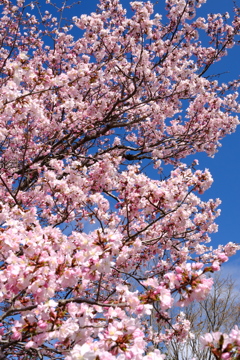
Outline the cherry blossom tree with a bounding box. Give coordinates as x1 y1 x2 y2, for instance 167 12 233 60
0 0 239 358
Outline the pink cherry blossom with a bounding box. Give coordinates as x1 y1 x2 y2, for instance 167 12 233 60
0 0 238 358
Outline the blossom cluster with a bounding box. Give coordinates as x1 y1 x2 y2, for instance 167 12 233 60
200 326 240 359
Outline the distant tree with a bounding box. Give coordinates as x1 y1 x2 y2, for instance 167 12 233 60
165 274 240 360
0 0 239 359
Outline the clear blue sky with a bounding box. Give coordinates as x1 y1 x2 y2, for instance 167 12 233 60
66 0 240 275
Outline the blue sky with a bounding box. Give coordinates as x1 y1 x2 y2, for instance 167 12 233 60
65 0 240 275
